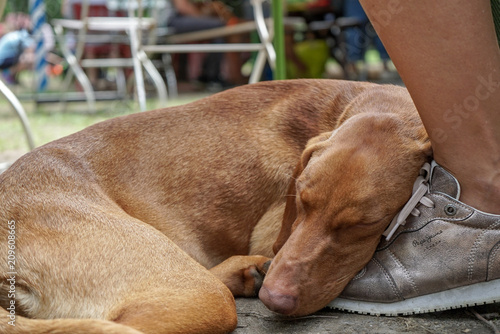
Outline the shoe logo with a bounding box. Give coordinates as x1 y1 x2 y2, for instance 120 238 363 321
412 230 443 250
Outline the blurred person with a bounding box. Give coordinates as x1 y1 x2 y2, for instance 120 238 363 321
160 0 246 88
343 0 391 79
0 28 33 84
0 13 55 85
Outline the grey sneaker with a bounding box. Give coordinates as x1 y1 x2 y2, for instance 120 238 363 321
329 161 500 316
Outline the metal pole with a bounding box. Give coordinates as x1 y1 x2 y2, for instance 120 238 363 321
272 0 286 80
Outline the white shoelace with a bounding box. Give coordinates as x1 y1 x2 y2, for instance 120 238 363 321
383 162 435 241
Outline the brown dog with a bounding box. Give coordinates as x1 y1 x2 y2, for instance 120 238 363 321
0 79 430 333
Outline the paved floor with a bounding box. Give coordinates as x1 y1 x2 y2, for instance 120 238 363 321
235 299 500 334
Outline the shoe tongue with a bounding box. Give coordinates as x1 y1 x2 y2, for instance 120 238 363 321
429 161 461 200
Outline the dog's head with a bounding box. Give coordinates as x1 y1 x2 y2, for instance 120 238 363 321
260 112 431 316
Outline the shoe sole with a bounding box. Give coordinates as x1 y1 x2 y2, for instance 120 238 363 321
328 279 500 316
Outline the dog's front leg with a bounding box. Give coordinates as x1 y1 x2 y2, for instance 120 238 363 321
210 255 271 297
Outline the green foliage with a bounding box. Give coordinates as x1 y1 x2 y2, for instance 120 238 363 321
4 0 62 21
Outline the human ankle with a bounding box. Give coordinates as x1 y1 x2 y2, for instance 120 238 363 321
455 172 500 215
433 157 500 214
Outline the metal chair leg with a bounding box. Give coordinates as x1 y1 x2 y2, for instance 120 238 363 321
139 50 168 107
162 53 178 99
0 79 35 150
54 25 96 112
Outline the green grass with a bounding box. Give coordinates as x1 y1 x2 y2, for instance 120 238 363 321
1 100 133 152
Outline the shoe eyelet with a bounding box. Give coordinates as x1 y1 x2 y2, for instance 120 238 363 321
444 204 457 216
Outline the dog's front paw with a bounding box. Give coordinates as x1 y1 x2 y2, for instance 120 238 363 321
210 255 272 297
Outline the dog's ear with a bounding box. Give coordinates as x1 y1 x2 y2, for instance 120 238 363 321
299 131 331 170
273 160 301 255
273 132 333 254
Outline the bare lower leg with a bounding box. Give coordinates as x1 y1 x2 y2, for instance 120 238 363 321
226 34 246 85
360 0 500 214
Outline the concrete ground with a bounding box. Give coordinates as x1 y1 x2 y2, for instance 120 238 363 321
234 299 500 334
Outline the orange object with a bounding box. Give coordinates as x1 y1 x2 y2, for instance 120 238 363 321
227 17 239 26
48 64 64 76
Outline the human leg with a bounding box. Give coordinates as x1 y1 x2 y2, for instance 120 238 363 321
169 15 225 83
360 0 500 214
343 0 368 64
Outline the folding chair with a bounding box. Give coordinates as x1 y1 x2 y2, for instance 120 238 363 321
52 0 163 112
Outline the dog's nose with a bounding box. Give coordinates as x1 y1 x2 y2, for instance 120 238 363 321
259 284 298 315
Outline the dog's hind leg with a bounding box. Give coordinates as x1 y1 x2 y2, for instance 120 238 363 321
3 213 237 334
110 285 237 334
0 308 144 334
1 269 237 334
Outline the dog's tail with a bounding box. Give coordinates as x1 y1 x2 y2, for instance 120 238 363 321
0 307 143 334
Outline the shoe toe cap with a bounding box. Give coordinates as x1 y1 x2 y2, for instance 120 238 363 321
339 258 403 303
